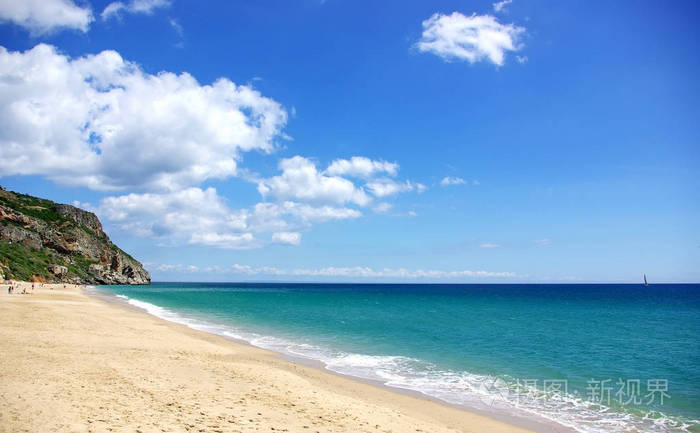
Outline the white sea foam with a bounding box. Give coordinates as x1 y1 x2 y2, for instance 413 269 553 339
108 292 698 433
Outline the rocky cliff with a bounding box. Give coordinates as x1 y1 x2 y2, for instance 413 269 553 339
0 186 150 285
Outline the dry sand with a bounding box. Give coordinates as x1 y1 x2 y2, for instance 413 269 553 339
0 282 538 433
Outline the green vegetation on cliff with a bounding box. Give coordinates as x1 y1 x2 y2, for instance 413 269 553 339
0 191 70 226
0 186 150 284
0 241 94 282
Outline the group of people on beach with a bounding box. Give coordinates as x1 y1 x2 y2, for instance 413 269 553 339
5 281 36 295
3 281 71 295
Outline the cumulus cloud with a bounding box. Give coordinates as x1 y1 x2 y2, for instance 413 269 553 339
97 187 260 249
416 12 525 66
0 0 93 34
366 178 426 198
0 46 427 250
257 156 371 206
94 187 361 249
257 156 424 206
0 44 287 192
149 263 518 280
440 176 466 186
270 201 362 222
189 232 258 250
102 0 170 21
90 151 423 247
326 156 398 178
272 232 301 245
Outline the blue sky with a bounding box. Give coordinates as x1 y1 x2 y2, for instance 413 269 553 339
0 0 698 283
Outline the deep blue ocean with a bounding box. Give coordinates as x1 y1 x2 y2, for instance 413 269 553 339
95 283 700 433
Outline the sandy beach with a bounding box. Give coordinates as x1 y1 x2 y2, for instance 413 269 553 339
0 282 537 433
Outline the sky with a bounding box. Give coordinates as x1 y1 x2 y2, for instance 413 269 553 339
0 0 698 283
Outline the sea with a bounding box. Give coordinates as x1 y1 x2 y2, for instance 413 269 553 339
92 282 700 433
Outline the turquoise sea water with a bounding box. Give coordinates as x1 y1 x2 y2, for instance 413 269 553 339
96 283 700 433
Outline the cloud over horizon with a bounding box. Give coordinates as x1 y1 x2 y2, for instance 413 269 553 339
147 262 519 280
93 153 423 249
89 186 365 249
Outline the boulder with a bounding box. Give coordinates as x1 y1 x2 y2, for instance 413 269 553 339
48 264 68 277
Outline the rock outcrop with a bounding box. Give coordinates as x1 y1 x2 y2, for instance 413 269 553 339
0 187 150 285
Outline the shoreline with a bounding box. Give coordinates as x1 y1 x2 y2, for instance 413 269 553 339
87 286 568 433
0 281 542 433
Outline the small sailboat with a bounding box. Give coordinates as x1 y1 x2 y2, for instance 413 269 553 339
644 274 648 286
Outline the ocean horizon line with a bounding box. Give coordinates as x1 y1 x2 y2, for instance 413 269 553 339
143 280 700 285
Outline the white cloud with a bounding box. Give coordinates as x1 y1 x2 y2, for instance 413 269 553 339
272 232 301 245
365 178 426 198
150 263 518 280
97 187 261 249
285 267 516 279
257 156 371 206
374 202 392 214
91 156 425 248
0 0 92 34
480 242 501 248
102 0 170 21
189 232 258 250
147 263 200 273
326 156 398 178
493 0 513 13
0 47 427 251
0 44 287 192
254 156 424 222
516 55 528 64
271 201 362 222
440 176 466 186
534 238 551 246
472 179 481 186
169 18 183 36
94 187 361 249
416 12 525 66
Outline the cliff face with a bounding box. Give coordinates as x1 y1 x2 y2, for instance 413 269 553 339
0 186 150 285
